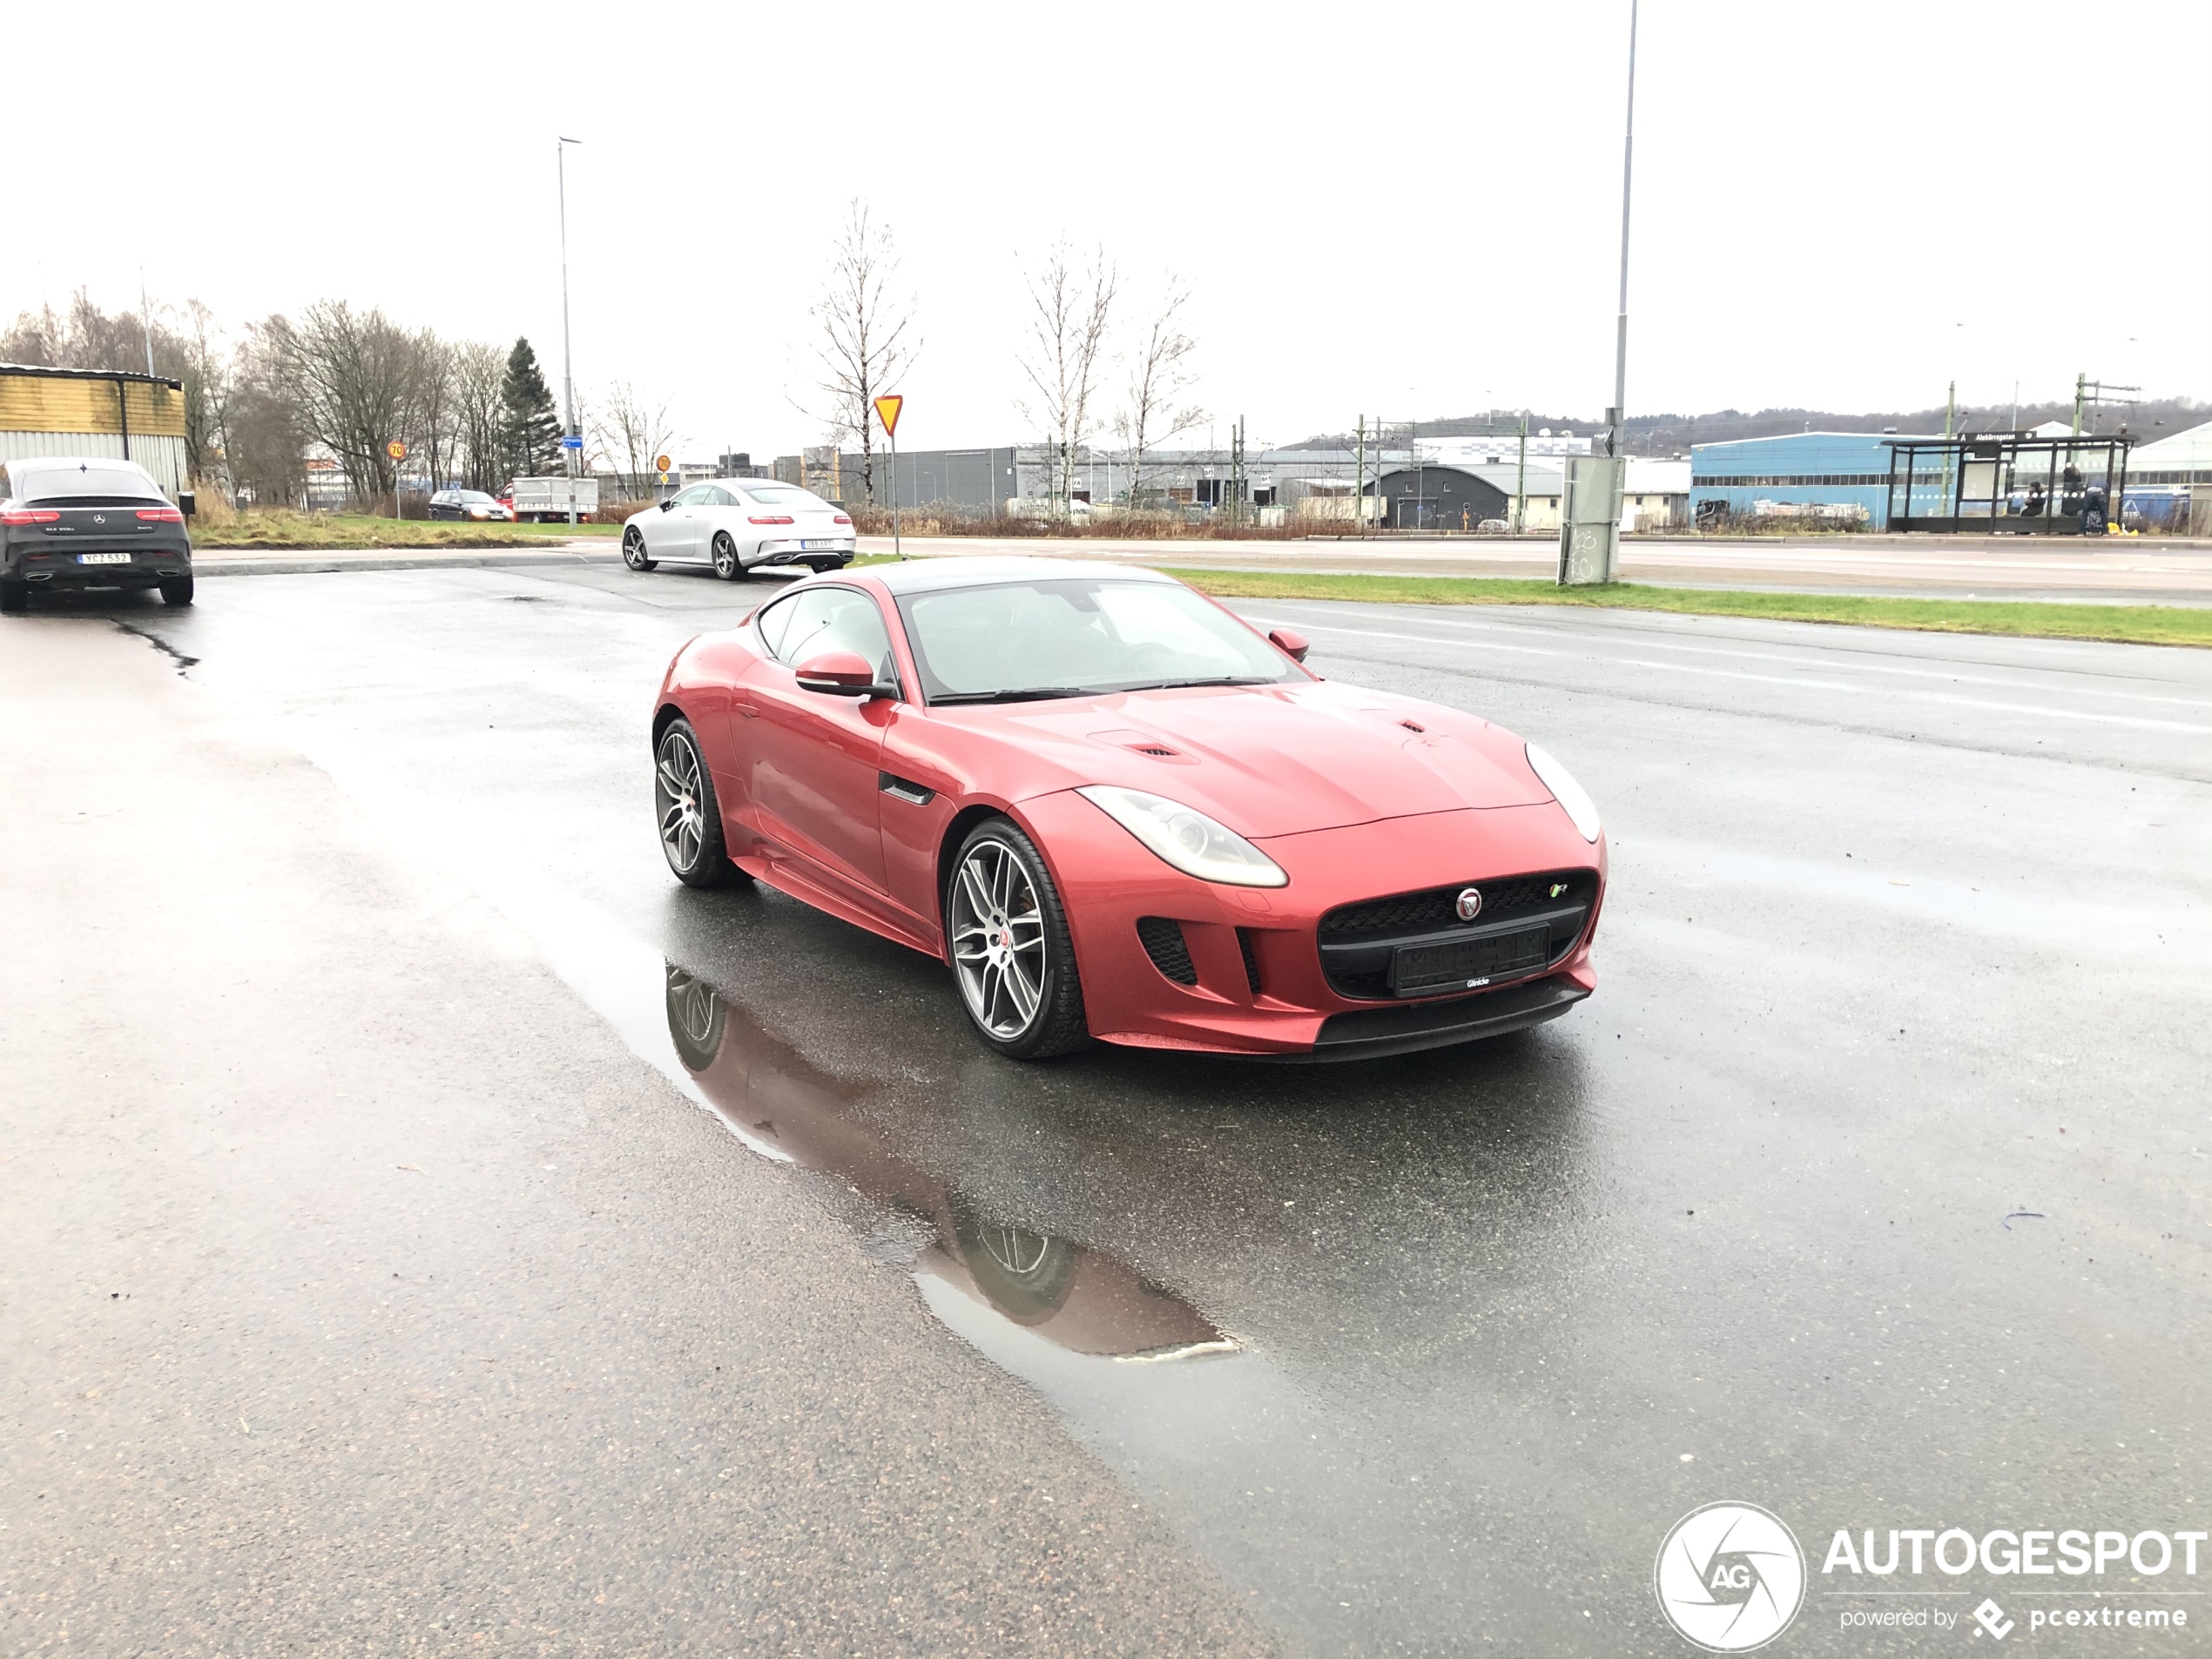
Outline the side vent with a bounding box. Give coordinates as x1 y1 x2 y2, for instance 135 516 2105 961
1236 928 1263 995
1135 916 1198 984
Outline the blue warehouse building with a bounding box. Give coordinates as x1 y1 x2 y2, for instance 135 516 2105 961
1690 431 1938 529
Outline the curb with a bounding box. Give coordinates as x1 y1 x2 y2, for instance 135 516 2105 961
193 549 620 578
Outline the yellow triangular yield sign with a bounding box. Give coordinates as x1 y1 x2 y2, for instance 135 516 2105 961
873 395 903 438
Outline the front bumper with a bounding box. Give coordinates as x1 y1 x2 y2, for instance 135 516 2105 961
1017 792 1606 1058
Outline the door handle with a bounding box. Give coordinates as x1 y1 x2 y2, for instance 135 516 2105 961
732 694 759 718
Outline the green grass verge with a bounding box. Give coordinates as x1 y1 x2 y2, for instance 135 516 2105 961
192 511 620 550
1157 568 2212 650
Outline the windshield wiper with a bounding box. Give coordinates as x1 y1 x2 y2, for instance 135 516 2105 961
1116 675 1278 691
929 686 1098 705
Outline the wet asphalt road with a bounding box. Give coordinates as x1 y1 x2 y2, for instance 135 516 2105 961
4 563 2209 1656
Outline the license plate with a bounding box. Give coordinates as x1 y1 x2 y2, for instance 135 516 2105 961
78 552 132 565
1390 925 1550 994
801 539 842 550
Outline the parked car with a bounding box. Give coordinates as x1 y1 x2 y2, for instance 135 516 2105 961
623 482 855 578
427 488 515 523
505 475 600 523
649 557 1606 1060
0 456 192 611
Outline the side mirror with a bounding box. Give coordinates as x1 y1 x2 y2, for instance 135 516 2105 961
795 649 893 698
658 497 677 512
178 490 197 519
1268 626 1311 664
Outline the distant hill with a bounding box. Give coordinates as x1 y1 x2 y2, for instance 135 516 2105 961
1298 397 2207 455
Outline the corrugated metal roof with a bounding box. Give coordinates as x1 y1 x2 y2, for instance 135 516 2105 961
0 361 183 390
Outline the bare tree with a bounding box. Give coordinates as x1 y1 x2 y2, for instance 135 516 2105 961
592 381 679 496
226 318 308 509
1114 275 1204 508
271 301 418 507
1015 243 1116 514
452 341 507 492
807 200 919 505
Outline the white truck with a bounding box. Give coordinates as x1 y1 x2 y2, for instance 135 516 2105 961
502 475 601 523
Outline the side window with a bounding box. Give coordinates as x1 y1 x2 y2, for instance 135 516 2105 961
707 485 741 508
672 485 711 506
755 593 801 658
765 587 898 689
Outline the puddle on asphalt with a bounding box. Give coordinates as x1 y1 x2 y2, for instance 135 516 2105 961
661 961 1240 1366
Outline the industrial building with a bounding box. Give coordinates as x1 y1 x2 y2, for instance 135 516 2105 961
0 363 190 499
2121 419 2212 532
1690 431 1931 528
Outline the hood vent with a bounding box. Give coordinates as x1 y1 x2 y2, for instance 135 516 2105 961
1090 727 1187 760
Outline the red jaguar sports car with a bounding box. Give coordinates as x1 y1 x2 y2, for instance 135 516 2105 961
651 557 1607 1062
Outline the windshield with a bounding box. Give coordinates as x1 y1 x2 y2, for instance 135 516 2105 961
895 578 1299 704
12 464 165 504
457 490 496 503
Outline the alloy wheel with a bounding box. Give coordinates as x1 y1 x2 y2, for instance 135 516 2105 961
623 528 651 570
656 727 708 873
949 838 1047 1040
711 534 740 579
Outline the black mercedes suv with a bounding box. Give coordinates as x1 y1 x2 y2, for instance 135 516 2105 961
0 456 192 611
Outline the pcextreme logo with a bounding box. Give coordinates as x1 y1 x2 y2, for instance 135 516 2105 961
1655 1502 1808 1652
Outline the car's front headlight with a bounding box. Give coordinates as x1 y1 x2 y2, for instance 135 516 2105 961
1525 743 1601 842
1076 785 1287 887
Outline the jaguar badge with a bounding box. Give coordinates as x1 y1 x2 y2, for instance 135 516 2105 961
1455 887 1483 921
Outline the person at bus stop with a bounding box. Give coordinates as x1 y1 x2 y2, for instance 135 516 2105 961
2021 481 2046 516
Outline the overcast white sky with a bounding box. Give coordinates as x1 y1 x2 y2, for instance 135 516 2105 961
15 0 2209 457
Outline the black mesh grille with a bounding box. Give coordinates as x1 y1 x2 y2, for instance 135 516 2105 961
1136 916 1197 984
1318 869 1596 942
1316 868 1597 1001
1237 928 1263 995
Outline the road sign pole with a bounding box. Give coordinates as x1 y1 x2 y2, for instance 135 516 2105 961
890 427 901 560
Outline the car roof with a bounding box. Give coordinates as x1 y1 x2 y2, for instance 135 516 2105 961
865 556 1180 596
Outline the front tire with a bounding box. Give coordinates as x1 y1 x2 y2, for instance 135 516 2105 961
711 532 743 580
159 575 194 606
947 817 1089 1059
623 527 656 571
655 718 751 889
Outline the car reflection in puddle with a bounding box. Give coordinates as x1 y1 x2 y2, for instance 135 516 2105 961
664 962 1238 1365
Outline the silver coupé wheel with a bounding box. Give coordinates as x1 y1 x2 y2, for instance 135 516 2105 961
946 818 1087 1058
711 532 743 580
623 526 655 571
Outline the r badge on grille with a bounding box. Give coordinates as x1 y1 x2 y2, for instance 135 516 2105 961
1455 887 1483 921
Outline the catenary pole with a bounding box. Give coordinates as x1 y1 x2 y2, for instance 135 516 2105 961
558 138 582 527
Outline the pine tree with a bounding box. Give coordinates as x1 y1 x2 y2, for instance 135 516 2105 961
500 338 563 478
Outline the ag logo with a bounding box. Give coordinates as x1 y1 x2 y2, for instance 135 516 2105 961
1654 1502 1805 1652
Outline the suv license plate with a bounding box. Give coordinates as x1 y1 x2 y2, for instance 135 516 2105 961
78 552 132 565
1390 925 1550 995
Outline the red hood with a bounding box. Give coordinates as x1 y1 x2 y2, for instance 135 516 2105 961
985 680 1551 837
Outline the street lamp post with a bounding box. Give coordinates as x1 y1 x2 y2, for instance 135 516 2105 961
1608 0 1638 469
557 137 582 528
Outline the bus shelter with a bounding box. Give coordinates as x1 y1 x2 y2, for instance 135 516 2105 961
1884 434 2131 534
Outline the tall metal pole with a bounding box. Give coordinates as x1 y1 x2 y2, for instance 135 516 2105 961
889 424 901 559
557 137 582 527
1354 415 1366 537
138 267 155 377
1515 411 1528 534
1609 0 1638 467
